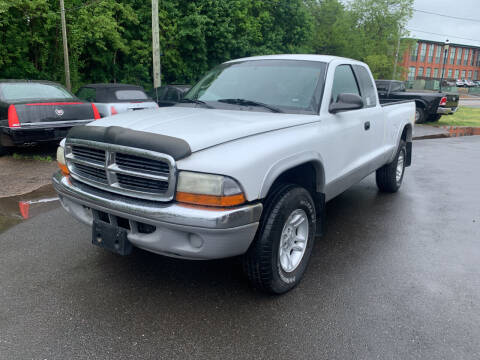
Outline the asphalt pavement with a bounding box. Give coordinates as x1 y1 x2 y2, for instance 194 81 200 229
1 136 479 359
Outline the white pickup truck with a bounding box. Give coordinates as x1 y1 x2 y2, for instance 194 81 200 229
53 55 414 294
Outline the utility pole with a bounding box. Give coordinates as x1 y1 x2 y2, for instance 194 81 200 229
440 39 449 93
152 0 161 91
392 36 401 80
59 0 71 91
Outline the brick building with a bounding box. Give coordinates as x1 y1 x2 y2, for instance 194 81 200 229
400 39 480 81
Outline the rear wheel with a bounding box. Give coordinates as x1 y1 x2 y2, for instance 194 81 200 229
415 107 426 123
376 140 406 193
243 184 317 294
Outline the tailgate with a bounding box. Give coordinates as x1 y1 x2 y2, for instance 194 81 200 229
444 94 459 108
14 102 95 125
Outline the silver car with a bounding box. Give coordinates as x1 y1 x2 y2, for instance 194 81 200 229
76 83 158 117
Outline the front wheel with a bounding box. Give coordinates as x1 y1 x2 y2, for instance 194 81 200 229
376 140 407 193
243 184 317 294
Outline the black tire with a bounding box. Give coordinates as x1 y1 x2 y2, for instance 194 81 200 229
427 114 442 122
415 106 426 124
0 144 7 156
243 184 317 294
376 140 407 193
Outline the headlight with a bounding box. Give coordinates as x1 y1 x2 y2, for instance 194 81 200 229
56 139 69 176
176 171 245 207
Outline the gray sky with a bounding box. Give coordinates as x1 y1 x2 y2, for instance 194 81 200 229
408 0 480 47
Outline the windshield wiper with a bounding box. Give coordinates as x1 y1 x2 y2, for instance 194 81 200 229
217 98 284 113
179 98 214 109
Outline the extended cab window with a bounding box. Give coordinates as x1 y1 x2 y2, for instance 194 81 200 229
353 65 377 108
331 65 360 103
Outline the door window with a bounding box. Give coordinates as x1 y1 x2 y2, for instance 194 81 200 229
331 65 360 104
353 65 377 108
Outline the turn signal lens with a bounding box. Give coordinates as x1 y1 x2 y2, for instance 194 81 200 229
176 192 246 207
56 143 69 176
175 171 245 207
111 106 118 115
439 97 447 106
8 105 20 128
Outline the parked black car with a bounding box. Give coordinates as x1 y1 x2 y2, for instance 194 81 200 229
149 84 191 107
375 80 459 123
0 80 100 154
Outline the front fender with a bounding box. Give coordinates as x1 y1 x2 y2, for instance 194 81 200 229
259 151 325 198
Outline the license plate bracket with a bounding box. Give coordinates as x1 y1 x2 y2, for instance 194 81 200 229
92 220 132 256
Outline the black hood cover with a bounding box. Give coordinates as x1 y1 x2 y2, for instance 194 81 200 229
67 125 191 160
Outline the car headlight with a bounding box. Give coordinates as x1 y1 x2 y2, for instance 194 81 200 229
56 139 69 176
175 171 245 207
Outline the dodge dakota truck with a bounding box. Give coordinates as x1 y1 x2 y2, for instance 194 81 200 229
53 55 414 294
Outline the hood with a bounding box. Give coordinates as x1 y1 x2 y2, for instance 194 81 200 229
88 106 318 152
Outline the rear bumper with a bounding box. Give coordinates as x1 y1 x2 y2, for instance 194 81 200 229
437 106 458 115
52 172 262 260
1 120 92 146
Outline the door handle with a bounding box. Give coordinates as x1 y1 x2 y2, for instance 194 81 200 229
364 121 370 131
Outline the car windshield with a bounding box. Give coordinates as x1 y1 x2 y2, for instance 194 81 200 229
183 60 327 114
0 83 74 101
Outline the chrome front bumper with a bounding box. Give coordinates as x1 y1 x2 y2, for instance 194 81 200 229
53 171 262 259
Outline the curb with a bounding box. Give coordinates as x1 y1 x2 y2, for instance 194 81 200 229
442 126 480 137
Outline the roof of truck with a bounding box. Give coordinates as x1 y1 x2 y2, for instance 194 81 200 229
225 54 361 64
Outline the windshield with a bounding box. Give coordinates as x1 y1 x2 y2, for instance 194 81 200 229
0 83 74 102
184 60 327 114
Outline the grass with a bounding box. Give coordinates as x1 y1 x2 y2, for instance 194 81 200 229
12 153 53 162
434 107 480 127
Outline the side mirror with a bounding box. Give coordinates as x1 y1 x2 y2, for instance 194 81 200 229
329 93 364 113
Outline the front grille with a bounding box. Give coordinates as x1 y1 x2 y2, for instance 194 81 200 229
71 146 105 164
117 173 169 192
74 163 108 183
65 140 176 201
116 153 169 175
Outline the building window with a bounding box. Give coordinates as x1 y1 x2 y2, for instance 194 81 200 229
435 46 442 64
448 69 453 78
434 68 439 78
408 67 416 80
420 43 427 62
468 70 472 80
463 49 469 65
455 69 459 79
411 43 419 62
427 45 434 63
456 48 462 65
461 70 466 79
469 50 475 66
426 68 431 78
418 67 424 77
449 47 455 65
474 71 478 80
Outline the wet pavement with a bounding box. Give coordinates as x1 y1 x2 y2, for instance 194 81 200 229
412 124 449 139
1 136 479 359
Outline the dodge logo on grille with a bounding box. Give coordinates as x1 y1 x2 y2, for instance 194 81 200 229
55 108 64 116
